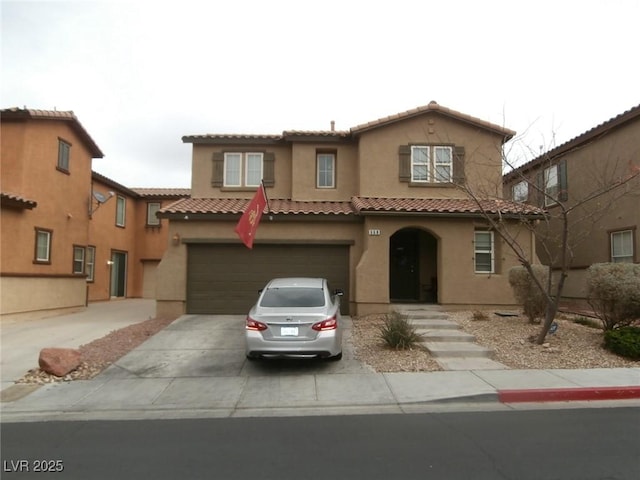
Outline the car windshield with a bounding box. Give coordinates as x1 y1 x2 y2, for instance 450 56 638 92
260 287 326 308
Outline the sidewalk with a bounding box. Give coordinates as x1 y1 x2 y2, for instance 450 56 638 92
1 309 639 422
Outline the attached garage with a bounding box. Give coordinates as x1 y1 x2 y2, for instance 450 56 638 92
186 243 350 314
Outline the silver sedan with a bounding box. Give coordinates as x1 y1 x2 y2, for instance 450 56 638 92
245 277 343 360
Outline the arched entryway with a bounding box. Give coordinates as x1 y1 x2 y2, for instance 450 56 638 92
389 227 438 303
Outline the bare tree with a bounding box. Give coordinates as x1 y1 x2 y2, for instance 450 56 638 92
461 134 640 344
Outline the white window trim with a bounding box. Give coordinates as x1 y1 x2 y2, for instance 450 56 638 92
245 152 264 187
116 195 126 227
433 146 453 183
317 153 336 188
611 230 634 263
544 165 559 206
474 231 495 273
86 246 96 282
35 229 51 262
73 246 86 275
411 146 430 183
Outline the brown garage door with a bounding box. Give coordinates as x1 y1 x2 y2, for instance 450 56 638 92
187 243 350 314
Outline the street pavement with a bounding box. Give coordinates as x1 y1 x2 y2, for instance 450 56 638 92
1 300 639 422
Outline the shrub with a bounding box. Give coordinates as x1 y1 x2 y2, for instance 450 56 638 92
379 311 423 350
508 265 549 324
587 263 640 331
472 310 489 321
604 327 640 359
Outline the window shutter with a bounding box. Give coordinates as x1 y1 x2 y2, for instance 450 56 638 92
453 146 466 184
399 145 411 182
263 152 275 187
211 152 224 187
535 171 544 207
558 159 568 201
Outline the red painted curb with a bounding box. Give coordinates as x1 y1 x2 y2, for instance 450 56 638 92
499 386 640 403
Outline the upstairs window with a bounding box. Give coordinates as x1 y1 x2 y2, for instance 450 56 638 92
611 230 634 263
147 202 161 226
34 228 52 263
512 180 529 202
410 145 453 183
224 152 263 187
57 139 71 172
116 195 126 227
317 153 335 188
541 160 567 206
474 231 494 273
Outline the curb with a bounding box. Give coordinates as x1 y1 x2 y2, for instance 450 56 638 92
499 386 640 403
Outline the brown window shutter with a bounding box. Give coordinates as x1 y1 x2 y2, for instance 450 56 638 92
453 146 466 184
399 145 411 182
263 152 275 187
535 171 544 207
211 152 224 187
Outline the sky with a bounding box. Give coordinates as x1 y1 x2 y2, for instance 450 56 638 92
2 0 639 188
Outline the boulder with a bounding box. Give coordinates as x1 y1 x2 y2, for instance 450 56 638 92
38 348 82 377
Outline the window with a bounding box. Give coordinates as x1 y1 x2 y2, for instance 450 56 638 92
147 202 161 226
73 246 85 275
57 139 70 172
611 230 634 263
544 165 559 206
224 152 263 187
116 195 126 227
434 146 453 182
34 228 52 263
86 246 96 282
512 180 529 202
317 153 335 188
474 231 494 273
411 145 452 183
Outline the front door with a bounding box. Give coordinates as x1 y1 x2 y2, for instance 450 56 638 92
110 251 127 298
389 229 420 301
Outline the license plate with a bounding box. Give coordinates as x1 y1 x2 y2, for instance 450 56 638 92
281 327 299 336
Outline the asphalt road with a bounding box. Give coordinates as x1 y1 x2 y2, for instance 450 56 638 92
2 408 639 480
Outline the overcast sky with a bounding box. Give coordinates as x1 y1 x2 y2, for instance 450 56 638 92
2 0 639 188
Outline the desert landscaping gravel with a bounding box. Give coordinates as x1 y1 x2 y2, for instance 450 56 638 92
15 310 638 385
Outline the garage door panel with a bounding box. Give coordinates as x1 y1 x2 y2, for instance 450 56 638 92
187 244 349 314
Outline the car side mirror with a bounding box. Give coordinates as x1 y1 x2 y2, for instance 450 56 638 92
334 289 344 296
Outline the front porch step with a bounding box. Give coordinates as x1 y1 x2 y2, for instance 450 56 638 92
416 329 476 342
422 342 494 359
436 357 508 371
409 319 459 330
401 311 450 321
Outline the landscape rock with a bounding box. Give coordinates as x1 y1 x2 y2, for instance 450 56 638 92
38 348 82 377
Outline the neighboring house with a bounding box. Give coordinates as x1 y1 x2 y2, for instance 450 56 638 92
0 107 189 318
156 101 542 317
503 104 640 305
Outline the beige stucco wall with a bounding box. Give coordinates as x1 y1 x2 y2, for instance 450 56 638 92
1 276 87 315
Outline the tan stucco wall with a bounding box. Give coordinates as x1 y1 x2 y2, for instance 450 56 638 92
1 276 87 315
357 113 505 199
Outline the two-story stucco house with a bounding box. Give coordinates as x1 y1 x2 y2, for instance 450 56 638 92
503 104 640 306
156 101 542 317
1 107 190 318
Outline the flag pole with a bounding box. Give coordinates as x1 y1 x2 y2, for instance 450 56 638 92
261 179 273 221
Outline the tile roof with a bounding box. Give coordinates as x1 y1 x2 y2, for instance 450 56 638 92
350 101 516 140
182 134 283 144
0 192 38 209
132 188 191 198
1 107 104 158
352 197 544 216
160 198 355 215
504 103 640 181
159 196 543 217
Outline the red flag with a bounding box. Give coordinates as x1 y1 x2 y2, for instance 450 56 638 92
234 184 267 249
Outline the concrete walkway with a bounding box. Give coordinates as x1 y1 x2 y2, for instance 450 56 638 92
1 304 639 422
1 299 156 392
